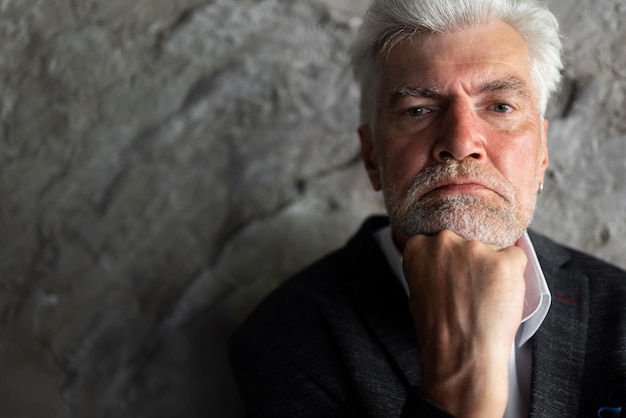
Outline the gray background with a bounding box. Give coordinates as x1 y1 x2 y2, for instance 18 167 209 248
1 0 624 417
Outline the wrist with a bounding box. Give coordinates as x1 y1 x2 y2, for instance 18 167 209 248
417 350 510 418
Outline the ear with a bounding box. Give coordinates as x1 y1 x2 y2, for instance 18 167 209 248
538 119 550 181
358 124 383 191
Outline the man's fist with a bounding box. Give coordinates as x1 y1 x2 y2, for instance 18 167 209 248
403 230 527 418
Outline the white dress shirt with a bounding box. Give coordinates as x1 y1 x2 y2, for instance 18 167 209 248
374 226 551 418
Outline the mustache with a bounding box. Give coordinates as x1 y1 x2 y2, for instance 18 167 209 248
406 159 516 203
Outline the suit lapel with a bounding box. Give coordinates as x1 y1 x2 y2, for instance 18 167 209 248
528 231 590 418
338 217 420 389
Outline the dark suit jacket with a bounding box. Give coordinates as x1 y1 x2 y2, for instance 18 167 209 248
230 216 626 417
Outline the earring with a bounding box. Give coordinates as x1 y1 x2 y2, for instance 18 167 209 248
538 183 544 195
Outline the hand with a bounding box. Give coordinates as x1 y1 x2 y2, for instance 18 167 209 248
402 230 527 418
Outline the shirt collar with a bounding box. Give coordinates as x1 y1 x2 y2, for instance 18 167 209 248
374 226 551 347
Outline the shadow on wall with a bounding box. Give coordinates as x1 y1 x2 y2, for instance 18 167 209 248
0 0 373 416
131 299 246 417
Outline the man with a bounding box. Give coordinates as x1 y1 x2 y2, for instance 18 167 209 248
230 0 626 417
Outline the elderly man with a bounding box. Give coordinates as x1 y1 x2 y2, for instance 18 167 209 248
230 0 626 417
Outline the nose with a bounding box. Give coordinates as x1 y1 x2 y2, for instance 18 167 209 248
432 102 485 162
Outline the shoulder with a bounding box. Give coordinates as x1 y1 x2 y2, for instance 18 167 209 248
229 216 416 417
529 228 626 297
232 215 395 344
529 229 626 276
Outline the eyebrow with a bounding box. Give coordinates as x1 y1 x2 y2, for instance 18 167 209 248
477 77 532 99
388 86 441 108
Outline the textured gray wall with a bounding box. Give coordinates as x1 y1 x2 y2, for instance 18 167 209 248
0 0 624 417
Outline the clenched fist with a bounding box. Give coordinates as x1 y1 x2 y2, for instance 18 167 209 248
403 230 527 418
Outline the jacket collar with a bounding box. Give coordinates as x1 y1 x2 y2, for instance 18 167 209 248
527 231 589 418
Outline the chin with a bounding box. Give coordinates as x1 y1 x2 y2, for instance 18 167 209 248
394 195 531 247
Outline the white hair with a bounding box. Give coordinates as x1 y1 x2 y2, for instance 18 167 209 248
350 0 564 123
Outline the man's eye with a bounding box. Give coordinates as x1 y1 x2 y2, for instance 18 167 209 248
406 107 429 117
493 103 513 113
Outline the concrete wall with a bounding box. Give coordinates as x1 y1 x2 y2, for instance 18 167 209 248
0 0 624 416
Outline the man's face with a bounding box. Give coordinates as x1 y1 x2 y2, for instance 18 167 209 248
358 20 549 248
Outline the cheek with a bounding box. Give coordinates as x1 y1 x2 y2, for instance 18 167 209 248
380 137 430 188
500 149 543 198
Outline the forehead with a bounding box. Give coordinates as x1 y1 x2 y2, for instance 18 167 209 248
380 20 533 94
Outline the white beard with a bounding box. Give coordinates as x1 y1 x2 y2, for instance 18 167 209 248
384 159 538 247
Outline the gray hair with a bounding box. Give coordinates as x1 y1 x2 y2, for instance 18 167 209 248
350 0 563 123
